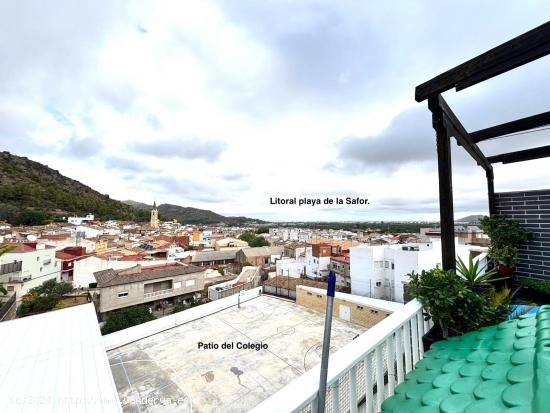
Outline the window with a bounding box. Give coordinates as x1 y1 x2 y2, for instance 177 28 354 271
384 261 389 269
185 280 195 287
371 309 379 314
317 294 322 298
118 292 129 298
7 286 14 292
174 281 182 289
36 257 40 261
357 306 364 310
391 263 395 270
376 281 382 287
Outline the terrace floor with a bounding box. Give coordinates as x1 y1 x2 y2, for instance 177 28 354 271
107 295 366 413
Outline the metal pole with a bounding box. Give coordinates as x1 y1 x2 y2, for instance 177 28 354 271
317 270 336 413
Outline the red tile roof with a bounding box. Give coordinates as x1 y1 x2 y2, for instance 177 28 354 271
55 252 78 260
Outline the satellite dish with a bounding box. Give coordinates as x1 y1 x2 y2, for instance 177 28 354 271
27 234 37 241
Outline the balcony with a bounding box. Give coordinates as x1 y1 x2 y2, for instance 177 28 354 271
0 271 25 283
250 299 428 413
144 288 173 299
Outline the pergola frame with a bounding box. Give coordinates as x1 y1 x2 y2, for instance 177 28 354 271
415 21 550 271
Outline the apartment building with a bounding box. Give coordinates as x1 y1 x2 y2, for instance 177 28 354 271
55 246 86 282
283 242 306 259
0 242 61 299
305 243 332 279
350 239 488 303
93 262 207 318
330 255 351 287
275 257 305 278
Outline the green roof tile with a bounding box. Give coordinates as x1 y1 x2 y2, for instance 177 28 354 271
380 307 550 413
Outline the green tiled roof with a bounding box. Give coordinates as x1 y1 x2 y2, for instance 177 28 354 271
382 305 550 413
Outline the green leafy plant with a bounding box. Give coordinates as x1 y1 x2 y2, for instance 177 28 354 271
456 255 507 287
408 268 511 338
101 305 156 335
17 279 74 315
238 231 270 247
520 277 550 297
479 215 531 267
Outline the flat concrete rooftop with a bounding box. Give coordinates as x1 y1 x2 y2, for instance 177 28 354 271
107 295 366 412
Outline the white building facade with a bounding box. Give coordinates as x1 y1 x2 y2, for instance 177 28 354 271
67 214 94 225
0 243 61 299
350 239 488 303
275 258 305 278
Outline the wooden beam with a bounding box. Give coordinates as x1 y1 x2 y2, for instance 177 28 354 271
488 145 550 164
433 95 492 172
455 42 550 91
429 96 456 271
486 169 496 216
470 110 550 142
415 22 550 101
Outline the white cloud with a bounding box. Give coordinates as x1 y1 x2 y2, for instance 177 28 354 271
1 0 548 221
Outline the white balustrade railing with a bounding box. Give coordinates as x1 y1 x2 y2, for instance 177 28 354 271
249 299 430 413
143 288 173 299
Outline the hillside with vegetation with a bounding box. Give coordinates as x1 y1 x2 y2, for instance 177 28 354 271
124 201 264 225
0 151 150 225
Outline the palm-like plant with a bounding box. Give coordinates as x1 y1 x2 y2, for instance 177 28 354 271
456 255 507 287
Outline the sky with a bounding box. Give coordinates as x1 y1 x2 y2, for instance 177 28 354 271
0 1 549 222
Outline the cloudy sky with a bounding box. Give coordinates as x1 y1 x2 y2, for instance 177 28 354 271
1 1 549 221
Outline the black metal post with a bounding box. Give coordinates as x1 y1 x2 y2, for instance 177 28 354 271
429 96 456 271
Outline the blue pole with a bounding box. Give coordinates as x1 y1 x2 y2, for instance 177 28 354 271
317 271 336 413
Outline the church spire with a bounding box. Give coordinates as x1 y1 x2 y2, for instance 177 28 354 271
150 200 159 229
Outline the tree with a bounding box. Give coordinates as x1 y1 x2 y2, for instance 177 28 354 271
101 305 156 335
239 231 270 247
255 227 269 234
17 279 74 315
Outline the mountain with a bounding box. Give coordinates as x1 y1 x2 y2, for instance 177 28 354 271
123 201 264 225
0 151 152 225
456 214 485 224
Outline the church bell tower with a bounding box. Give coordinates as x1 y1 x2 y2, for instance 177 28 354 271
150 201 159 229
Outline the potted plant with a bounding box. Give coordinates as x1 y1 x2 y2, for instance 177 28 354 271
456 255 507 291
408 267 511 350
479 215 531 275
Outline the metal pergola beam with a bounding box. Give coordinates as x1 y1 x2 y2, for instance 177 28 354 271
470 110 550 142
415 21 550 102
487 145 550 164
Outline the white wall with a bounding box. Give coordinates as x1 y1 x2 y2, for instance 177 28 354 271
276 258 305 278
1 246 61 297
350 246 374 296
351 240 490 303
